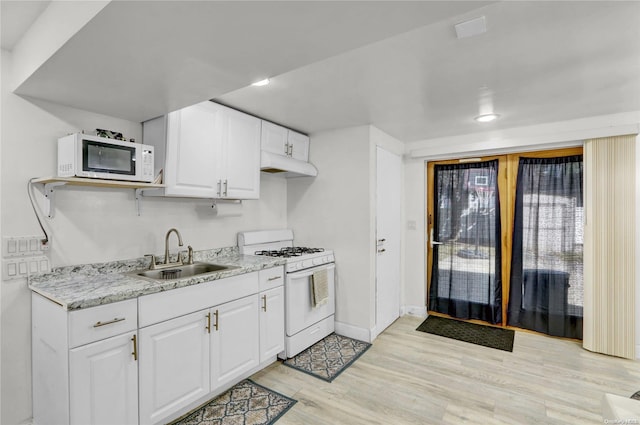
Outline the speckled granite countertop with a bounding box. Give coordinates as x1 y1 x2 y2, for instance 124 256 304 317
28 247 285 311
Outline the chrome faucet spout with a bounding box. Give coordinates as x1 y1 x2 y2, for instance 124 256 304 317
164 228 184 264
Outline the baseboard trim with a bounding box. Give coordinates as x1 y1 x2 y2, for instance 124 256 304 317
636 344 640 360
334 321 372 343
401 305 427 317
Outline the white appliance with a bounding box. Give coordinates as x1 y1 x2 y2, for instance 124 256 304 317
238 229 335 358
58 133 155 182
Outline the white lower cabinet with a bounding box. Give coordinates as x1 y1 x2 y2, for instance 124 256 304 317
259 286 285 362
32 267 285 425
139 310 211 425
32 294 139 425
69 332 139 425
210 295 260 389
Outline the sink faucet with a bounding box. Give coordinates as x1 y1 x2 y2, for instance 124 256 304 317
164 228 184 265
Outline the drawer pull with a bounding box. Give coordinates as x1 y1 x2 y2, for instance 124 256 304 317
93 317 126 328
214 309 219 331
262 295 267 312
267 276 281 281
131 334 138 361
206 312 211 334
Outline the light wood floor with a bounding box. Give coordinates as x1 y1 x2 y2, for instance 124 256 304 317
250 315 640 424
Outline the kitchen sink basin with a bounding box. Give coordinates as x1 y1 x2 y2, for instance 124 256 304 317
134 262 238 280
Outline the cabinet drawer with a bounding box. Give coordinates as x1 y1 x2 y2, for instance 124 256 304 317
259 267 284 291
138 272 259 328
68 299 137 348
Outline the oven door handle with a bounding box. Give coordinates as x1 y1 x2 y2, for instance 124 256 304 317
288 264 335 279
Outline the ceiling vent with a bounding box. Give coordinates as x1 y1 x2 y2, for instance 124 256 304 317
454 16 487 39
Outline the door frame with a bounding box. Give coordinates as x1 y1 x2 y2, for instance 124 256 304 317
425 147 583 327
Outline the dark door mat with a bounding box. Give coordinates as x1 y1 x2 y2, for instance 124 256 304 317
167 379 296 425
282 333 371 382
416 315 514 352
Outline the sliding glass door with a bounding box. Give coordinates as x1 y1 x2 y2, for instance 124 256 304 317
428 159 504 325
507 155 583 339
426 148 584 338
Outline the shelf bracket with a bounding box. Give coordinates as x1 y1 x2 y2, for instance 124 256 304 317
42 182 67 218
135 189 144 216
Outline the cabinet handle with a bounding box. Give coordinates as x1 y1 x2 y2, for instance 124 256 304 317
223 180 228 197
262 295 267 312
213 309 219 331
217 180 222 197
284 143 289 155
288 144 293 156
377 238 386 243
267 276 281 281
377 248 386 253
205 312 211 333
93 317 125 328
131 334 138 361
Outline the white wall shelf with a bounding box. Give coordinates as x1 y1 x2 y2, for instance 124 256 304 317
32 177 165 218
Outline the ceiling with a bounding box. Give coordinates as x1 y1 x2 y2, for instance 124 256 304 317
3 1 640 142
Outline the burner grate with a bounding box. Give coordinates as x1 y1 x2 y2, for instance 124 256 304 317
254 247 325 258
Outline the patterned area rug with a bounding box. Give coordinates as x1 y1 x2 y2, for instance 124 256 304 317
282 333 371 382
631 391 640 400
416 315 515 352
168 379 296 425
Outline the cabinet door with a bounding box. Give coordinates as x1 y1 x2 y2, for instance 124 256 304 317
259 286 285 363
165 101 223 197
223 107 261 199
139 310 210 425
211 295 260 390
261 121 288 156
69 332 138 425
288 130 310 162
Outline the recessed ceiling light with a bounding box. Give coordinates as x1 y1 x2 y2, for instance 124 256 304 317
251 79 270 87
474 113 500 123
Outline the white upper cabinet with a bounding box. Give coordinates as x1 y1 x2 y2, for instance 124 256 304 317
261 121 289 157
223 107 261 199
165 102 222 198
261 121 310 162
287 130 310 162
143 101 260 199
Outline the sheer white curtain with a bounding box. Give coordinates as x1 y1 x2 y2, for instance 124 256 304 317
583 134 636 359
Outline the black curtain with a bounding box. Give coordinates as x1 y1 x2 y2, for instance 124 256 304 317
429 160 502 324
507 155 583 339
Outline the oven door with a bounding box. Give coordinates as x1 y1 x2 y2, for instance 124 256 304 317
285 263 335 336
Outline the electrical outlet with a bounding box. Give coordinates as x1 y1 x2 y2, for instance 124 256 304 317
3 236 49 258
3 256 50 281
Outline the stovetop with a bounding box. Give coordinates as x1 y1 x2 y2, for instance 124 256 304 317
254 247 325 258
237 229 334 272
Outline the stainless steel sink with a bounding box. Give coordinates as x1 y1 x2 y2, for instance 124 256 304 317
134 262 238 280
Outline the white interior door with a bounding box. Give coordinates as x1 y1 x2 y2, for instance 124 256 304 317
375 146 402 337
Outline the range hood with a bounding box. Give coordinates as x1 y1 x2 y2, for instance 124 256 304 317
260 151 318 178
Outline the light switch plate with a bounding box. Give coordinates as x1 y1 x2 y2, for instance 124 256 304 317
3 236 50 258
3 256 51 281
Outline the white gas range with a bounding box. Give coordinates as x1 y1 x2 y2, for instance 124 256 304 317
237 229 335 358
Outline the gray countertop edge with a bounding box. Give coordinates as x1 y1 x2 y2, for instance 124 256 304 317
28 249 286 311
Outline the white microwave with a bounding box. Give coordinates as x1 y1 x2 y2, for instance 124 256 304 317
57 133 154 183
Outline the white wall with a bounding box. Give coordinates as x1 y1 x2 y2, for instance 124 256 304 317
1 49 288 425
288 125 404 340
402 111 640 356
288 126 372 335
